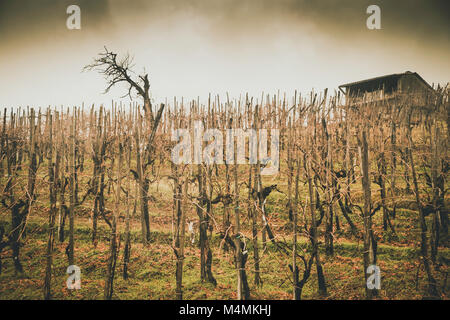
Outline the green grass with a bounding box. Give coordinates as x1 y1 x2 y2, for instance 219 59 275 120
0 155 449 300
0 205 448 300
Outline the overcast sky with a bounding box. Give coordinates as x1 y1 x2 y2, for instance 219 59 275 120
0 0 449 107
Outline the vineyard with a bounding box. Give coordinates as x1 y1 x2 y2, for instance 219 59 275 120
0 87 448 300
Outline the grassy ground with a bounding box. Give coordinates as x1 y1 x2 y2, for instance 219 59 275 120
0 187 448 300
0 155 449 300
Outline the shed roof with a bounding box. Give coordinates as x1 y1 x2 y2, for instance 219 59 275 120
338 71 433 91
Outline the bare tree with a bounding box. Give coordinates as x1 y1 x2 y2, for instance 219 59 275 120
85 48 165 245
43 111 58 300
84 47 155 122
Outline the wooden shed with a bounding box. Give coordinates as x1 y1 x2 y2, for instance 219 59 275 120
338 71 435 108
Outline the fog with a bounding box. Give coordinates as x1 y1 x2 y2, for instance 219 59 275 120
1 0 448 107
